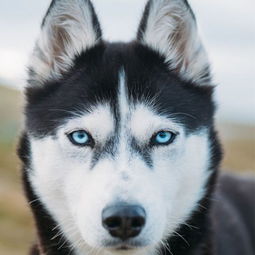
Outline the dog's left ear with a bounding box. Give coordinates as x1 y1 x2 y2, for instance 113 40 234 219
28 0 102 85
137 0 211 85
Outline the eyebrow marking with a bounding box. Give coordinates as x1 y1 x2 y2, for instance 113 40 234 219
117 70 153 168
131 138 153 168
91 137 118 169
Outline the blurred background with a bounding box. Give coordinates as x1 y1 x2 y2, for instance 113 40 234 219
0 0 254 254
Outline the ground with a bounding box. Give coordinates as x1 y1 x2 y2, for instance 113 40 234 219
0 85 254 255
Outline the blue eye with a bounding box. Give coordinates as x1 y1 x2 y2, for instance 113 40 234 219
152 131 176 146
68 130 93 146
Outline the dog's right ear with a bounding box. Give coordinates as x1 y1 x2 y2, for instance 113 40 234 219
28 0 102 85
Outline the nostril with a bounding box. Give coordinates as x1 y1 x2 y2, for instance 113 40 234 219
103 216 122 229
132 216 145 228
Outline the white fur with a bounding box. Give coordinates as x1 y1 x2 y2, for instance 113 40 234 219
139 0 211 85
29 70 212 255
29 0 100 84
118 70 130 165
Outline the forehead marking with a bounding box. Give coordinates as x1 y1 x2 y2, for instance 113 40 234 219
117 69 130 170
117 69 153 168
91 71 130 169
118 69 130 119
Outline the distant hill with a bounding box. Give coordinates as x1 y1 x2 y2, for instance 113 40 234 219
0 86 34 255
218 122 255 172
0 85 23 143
0 84 254 171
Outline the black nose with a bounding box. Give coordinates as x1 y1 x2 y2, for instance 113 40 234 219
102 205 146 240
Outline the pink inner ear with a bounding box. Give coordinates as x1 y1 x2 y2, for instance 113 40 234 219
137 0 211 86
28 0 102 85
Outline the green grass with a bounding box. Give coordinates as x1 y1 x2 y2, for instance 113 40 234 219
0 85 254 255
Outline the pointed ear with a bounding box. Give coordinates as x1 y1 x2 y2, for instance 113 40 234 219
29 0 102 85
137 0 211 85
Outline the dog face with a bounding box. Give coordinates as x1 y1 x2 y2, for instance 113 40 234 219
25 0 216 254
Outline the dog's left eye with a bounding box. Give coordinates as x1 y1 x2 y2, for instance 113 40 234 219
151 131 176 146
68 130 93 147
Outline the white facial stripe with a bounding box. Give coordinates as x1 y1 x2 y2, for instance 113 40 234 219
116 70 132 169
130 104 181 144
118 69 130 122
60 104 114 144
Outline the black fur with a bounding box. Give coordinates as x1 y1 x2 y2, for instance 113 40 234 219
25 41 215 170
25 42 214 138
19 0 255 254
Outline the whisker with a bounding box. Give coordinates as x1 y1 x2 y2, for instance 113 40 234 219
173 231 190 247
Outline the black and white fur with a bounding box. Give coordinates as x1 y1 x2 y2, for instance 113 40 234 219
18 0 255 254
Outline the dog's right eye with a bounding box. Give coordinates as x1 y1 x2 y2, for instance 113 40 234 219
68 130 94 147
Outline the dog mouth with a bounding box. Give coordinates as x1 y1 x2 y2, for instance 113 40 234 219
104 240 148 252
116 245 135 250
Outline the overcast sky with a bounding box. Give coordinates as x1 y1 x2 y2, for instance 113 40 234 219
0 0 254 124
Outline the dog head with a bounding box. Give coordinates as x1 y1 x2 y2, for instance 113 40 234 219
24 0 219 254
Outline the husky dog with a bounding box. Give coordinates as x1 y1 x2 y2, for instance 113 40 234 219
18 0 255 254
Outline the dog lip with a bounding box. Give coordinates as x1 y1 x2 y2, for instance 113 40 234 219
116 245 134 250
104 239 146 250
